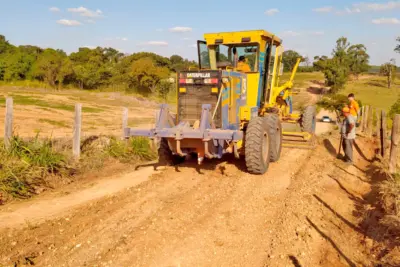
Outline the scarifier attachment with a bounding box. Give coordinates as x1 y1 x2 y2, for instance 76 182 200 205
124 104 243 164
282 131 316 149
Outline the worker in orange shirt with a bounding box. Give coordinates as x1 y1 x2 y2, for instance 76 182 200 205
237 56 251 72
348 93 360 122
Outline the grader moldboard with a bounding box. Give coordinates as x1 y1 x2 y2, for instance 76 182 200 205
125 30 316 175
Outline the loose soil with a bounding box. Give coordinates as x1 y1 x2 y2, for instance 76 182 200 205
0 130 386 266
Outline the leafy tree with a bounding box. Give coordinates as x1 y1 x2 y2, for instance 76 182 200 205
282 50 302 72
31 48 67 87
2 47 36 81
0 35 12 54
315 37 369 93
348 44 369 79
0 34 202 94
380 59 397 88
317 94 349 121
395 37 400 54
56 58 74 88
313 56 328 71
130 57 169 94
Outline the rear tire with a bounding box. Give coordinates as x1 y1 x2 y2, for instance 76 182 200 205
264 114 282 162
302 105 317 134
245 117 271 175
158 138 183 166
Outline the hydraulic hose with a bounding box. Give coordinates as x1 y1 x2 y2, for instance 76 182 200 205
212 86 224 120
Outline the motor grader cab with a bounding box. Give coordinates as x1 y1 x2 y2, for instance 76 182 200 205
125 30 316 175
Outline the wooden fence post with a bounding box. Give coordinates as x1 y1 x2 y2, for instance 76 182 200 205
381 110 387 158
375 109 380 138
363 106 369 134
4 97 13 150
367 107 373 137
360 106 365 132
389 114 400 174
122 107 128 140
73 103 82 159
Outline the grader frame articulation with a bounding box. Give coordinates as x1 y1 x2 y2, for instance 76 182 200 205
125 29 316 174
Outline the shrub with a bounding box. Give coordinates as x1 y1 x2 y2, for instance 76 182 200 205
0 135 68 200
0 135 156 203
106 137 156 162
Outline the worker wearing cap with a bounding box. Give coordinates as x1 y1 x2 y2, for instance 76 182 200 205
341 106 356 164
348 93 360 121
237 56 251 72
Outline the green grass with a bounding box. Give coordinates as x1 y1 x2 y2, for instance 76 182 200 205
0 136 69 199
0 135 156 203
0 94 104 113
281 72 325 88
38 118 69 128
105 137 156 162
342 77 400 111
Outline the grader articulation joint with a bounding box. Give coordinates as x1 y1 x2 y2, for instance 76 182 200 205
125 29 316 174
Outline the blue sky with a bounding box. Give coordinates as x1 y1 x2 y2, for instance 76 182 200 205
0 0 399 65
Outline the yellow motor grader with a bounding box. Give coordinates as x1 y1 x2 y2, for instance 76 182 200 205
125 29 316 174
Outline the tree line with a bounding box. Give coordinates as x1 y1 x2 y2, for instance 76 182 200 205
0 35 196 96
284 36 400 92
1 33 399 95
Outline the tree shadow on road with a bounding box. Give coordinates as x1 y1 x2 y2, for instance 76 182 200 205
313 194 362 234
306 216 357 267
288 255 302 267
353 141 373 163
328 175 367 204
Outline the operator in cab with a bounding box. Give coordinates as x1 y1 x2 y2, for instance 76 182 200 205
237 56 251 72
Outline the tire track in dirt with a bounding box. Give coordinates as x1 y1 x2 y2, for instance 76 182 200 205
0 149 311 267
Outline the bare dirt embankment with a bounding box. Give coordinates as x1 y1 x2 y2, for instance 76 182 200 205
0 129 385 266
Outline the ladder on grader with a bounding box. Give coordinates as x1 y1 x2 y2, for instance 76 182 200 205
125 29 317 175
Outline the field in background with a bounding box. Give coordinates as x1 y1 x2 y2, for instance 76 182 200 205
0 87 159 138
1 72 399 139
342 75 400 110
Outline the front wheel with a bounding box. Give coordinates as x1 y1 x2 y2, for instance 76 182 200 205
264 114 282 162
245 117 271 175
301 105 317 134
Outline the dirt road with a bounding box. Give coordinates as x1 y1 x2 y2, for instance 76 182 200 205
0 127 378 266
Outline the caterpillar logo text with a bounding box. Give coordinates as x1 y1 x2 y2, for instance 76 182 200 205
186 73 211 78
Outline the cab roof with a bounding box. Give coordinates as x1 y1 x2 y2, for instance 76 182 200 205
203 30 282 46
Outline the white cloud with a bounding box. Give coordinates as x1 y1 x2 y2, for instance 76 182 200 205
116 37 128 41
141 41 168 46
336 1 400 14
265 8 279 16
68 7 103 18
169 27 192 33
189 44 197 48
182 37 191 40
372 17 400 24
86 19 96 24
57 19 82 26
312 6 333 13
49 7 60 12
355 1 400 11
310 31 325 36
281 30 301 37
337 7 362 14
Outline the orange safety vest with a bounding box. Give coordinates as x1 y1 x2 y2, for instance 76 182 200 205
237 62 251 72
349 100 360 117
